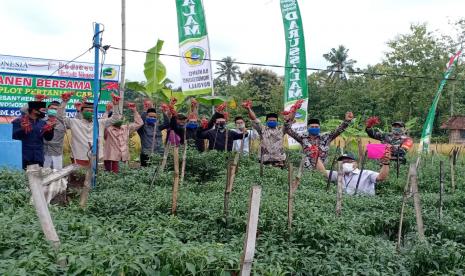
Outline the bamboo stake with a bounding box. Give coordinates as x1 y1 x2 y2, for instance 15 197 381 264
396 164 412 252
239 186 262 276
439 160 444 220
288 156 305 233
171 146 180 215
180 129 188 185
410 164 425 241
335 161 343 216
27 165 60 249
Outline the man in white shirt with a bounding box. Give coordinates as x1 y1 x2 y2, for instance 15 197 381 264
315 150 391 196
231 116 258 155
57 92 122 167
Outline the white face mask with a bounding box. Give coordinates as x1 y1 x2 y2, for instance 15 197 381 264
342 163 355 173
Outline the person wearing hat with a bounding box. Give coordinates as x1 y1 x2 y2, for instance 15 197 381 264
365 117 414 164
57 93 122 167
284 111 354 169
43 101 66 170
103 103 143 173
315 149 391 196
198 112 248 151
12 101 56 169
242 102 287 168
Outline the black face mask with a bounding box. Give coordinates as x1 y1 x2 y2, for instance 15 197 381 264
38 111 46 119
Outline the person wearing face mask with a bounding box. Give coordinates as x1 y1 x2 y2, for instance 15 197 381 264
12 101 55 169
232 116 258 155
365 117 413 164
43 101 66 170
243 103 286 167
138 106 170 167
198 113 248 151
284 111 354 169
315 149 391 196
103 104 143 173
57 93 122 167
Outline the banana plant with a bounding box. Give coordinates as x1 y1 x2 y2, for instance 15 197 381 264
126 39 187 109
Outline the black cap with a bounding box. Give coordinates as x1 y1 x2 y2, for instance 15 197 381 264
27 101 46 110
392 121 405 127
146 108 157 114
308 118 320 125
337 152 357 161
266 113 278 120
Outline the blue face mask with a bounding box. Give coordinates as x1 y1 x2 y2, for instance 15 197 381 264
308 127 320 136
186 122 198 129
146 117 157 125
267 121 278 128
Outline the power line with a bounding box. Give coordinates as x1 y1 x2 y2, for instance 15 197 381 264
108 46 465 82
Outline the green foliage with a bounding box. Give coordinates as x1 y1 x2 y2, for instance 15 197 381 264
1 151 465 275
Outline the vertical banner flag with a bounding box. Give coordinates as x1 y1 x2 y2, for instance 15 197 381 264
419 49 462 153
280 0 308 149
175 0 214 96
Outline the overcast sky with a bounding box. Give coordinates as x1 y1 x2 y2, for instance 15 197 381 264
1 0 464 86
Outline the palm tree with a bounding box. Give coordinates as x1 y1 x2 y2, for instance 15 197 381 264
323 45 357 81
216 56 241 85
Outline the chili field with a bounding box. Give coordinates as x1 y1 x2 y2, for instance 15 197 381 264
1 150 465 275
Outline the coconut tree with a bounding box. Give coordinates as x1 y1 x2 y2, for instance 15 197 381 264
323 45 357 81
216 56 241 85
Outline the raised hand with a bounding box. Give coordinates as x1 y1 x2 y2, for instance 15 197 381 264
365 116 380 128
61 91 74 102
143 99 153 110
105 103 113 112
241 99 253 110
127 102 137 112
345 112 354 121
35 94 49 102
111 93 121 104
215 102 226 113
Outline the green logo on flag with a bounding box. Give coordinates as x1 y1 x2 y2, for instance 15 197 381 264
183 46 206 66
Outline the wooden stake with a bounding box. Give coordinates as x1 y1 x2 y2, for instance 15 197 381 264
259 143 264 177
240 186 262 276
171 147 180 215
357 137 363 167
288 156 305 233
335 161 343 216
410 164 425 241
223 161 233 223
180 130 188 185
439 160 444 220
27 165 60 249
79 168 92 208
160 142 171 173
396 165 412 252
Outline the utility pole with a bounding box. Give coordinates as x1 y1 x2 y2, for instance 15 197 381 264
91 23 102 189
119 0 126 111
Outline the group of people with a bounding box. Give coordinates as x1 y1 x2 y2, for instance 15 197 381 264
11 92 414 195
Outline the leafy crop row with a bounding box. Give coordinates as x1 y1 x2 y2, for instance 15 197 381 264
1 150 465 275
